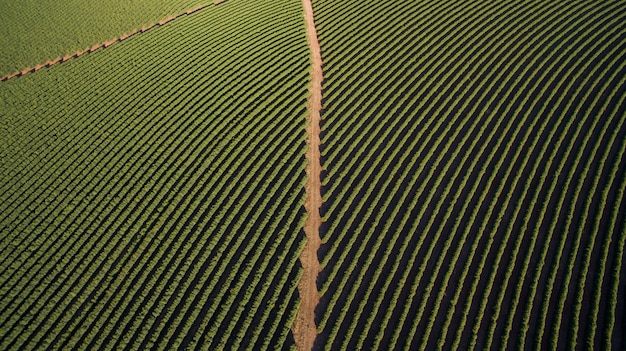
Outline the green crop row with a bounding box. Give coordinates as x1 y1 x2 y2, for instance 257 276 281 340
313 0 626 349
471 3 625 350
0 0 309 349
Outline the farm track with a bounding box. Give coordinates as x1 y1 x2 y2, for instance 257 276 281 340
2 0 625 349
0 2 220 82
292 0 323 349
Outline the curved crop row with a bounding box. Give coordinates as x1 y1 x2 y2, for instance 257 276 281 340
312 0 626 349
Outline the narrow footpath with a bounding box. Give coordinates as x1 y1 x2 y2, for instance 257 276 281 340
292 0 323 349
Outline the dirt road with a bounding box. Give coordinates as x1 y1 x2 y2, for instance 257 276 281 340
292 0 323 350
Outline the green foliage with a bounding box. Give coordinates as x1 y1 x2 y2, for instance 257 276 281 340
0 0 212 76
313 0 626 349
0 0 308 349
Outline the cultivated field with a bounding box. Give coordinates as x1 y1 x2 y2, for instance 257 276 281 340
0 0 309 349
314 0 626 349
0 0 211 76
1 0 625 350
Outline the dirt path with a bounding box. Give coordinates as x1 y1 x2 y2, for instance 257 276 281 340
292 0 323 350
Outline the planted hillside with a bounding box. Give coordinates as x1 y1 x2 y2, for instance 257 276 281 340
0 0 211 76
313 0 626 349
0 0 310 349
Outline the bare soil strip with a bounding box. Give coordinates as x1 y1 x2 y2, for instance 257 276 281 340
0 3 221 82
293 0 323 350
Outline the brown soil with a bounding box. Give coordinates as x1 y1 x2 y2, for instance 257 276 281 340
292 0 323 350
186 5 205 14
102 39 115 47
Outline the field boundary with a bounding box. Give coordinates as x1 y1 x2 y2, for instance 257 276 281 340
0 1 229 82
292 0 323 349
